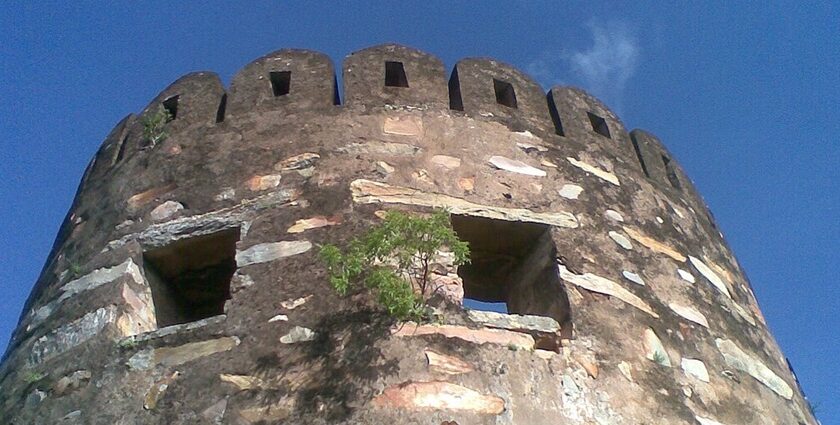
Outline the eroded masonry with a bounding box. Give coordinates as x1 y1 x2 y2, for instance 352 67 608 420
0 44 816 424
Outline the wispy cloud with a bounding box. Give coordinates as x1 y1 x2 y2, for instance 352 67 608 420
527 20 640 111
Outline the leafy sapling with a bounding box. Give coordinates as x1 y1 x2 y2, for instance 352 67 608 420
142 104 173 148
320 209 469 321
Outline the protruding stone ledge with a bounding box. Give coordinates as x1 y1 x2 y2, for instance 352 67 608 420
393 322 535 350
351 179 578 228
128 336 240 370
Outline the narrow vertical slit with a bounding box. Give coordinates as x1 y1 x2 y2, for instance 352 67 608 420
215 94 227 123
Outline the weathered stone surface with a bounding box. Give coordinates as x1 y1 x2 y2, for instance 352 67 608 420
246 174 282 191
30 306 118 366
715 338 793 399
220 374 273 391
144 371 180 410
274 152 320 171
286 216 341 233
604 209 624 222
488 155 546 177
690 256 731 298
393 322 535 350
116 283 156 337
430 273 464 304
566 157 619 186
131 337 240 370
280 326 316 344
681 358 710 382
695 415 726 425
373 381 505 414
677 268 696 283
52 370 92 396
608 231 633 250
280 295 312 310
466 310 560 334
236 241 312 266
558 264 659 318
558 184 583 199
424 349 474 375
669 303 709 328
268 314 288 323
126 183 177 212
150 200 184 221
351 179 578 228
643 328 671 367
622 270 645 286
623 226 686 262
430 155 461 169
201 398 228 423
338 141 420 155
383 115 424 136
618 361 633 382
375 160 395 174
515 141 548 153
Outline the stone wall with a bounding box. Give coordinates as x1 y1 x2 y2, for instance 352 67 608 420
0 44 815 425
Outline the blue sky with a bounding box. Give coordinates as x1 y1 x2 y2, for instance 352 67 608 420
1 2 837 421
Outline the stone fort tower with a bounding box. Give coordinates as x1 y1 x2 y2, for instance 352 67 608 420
0 44 817 424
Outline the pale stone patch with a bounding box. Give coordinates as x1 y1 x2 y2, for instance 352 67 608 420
338 141 420 156
214 187 236 201
643 328 671 367
220 374 272 391
52 370 92 396
375 161 395 174
430 273 464 305
729 301 757 326
558 184 584 199
621 271 645 286
618 361 633 382
681 358 710 382
668 303 709 328
514 130 537 139
689 256 731 298
144 371 180 410
608 231 633 250
280 295 312 310
351 179 578 228
116 283 156 336
715 338 793 399
458 177 475 192
246 174 282 192
535 349 557 360
566 157 619 186
695 416 726 425
274 153 320 171
655 216 664 224
623 226 686 262
127 183 177 212
413 169 434 185
280 326 316 344
488 155 547 177
373 381 505 414
383 115 424 136
574 355 599 378
429 154 461 169
393 322 535 350
201 398 228 423
29 306 118 366
286 216 341 233
540 159 558 168
236 399 294 423
424 349 474 375
268 314 288 323
558 264 659 318
152 337 240 369
677 268 696 283
604 209 624 222
150 201 184 222
466 310 560 334
236 241 312 267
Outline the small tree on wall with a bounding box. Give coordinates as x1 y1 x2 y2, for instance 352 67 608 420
142 104 173 148
319 209 470 321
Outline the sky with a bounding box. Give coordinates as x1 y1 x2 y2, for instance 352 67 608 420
1 2 837 421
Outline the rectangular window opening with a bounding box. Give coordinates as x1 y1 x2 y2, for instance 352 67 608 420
384 61 409 88
270 71 291 97
662 155 683 191
451 215 571 339
215 94 227 123
493 79 517 108
587 112 610 138
162 95 179 121
546 92 566 136
143 228 240 328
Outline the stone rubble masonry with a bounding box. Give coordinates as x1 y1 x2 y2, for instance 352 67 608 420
0 44 814 425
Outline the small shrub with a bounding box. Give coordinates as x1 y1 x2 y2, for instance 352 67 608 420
23 370 46 384
652 351 667 366
319 209 469 321
142 104 173 148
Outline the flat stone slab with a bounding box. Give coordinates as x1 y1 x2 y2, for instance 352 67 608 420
373 381 505 414
466 310 560 334
393 322 535 350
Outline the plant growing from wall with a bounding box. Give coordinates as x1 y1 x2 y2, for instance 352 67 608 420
319 209 469 321
142 104 173 148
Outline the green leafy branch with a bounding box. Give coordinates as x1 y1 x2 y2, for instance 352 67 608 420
142 104 173 148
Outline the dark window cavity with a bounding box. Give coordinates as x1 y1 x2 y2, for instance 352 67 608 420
662 155 682 191
451 215 571 339
587 112 610 138
448 68 464 111
143 228 239 328
162 95 179 120
215 94 227 123
630 133 651 177
270 71 291 97
546 92 566 136
493 79 517 108
384 61 409 87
